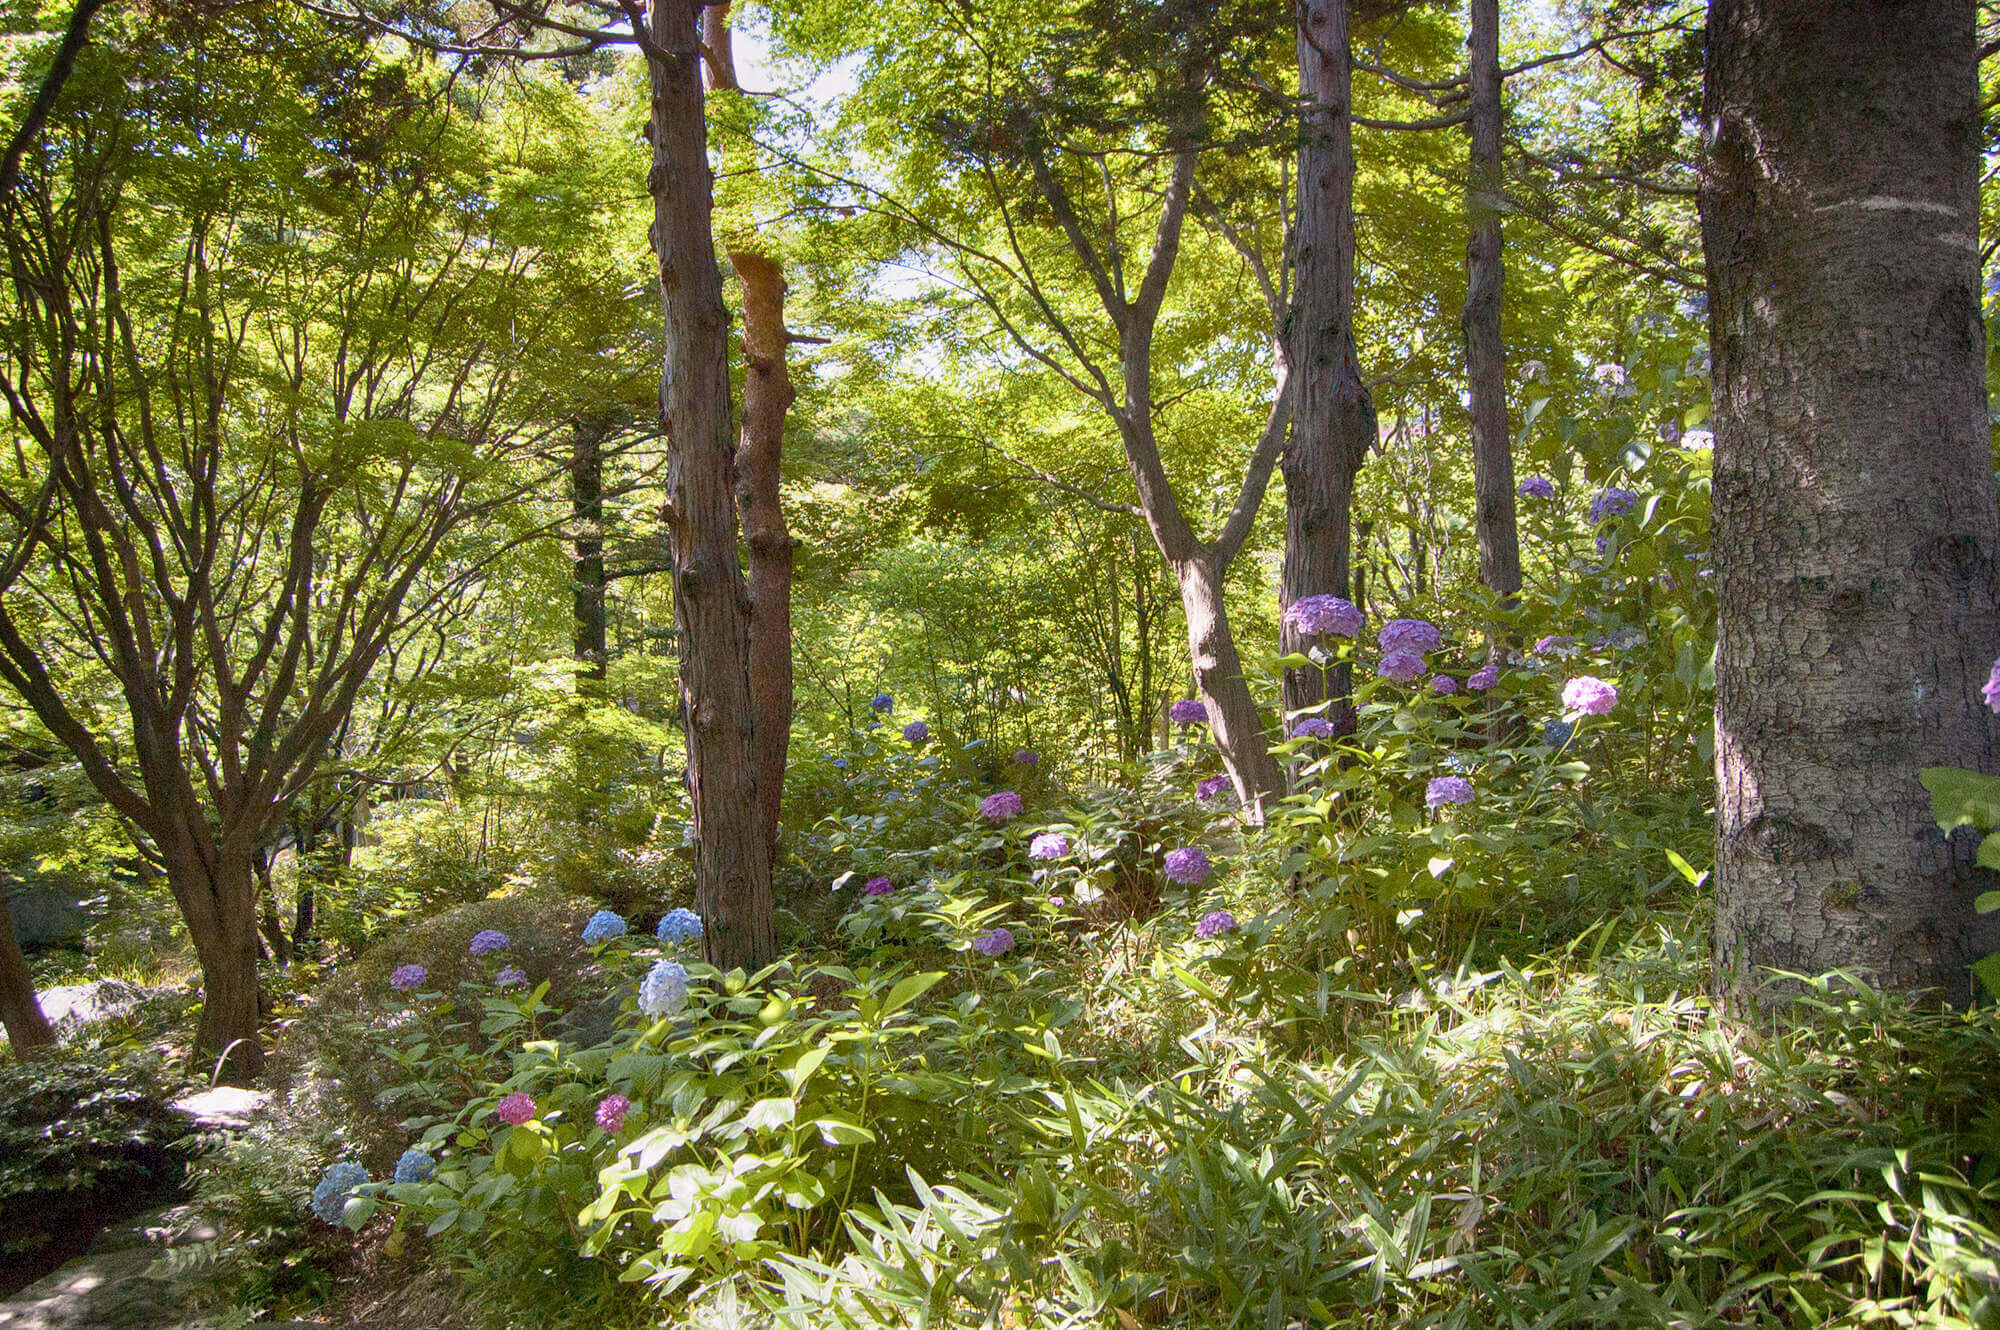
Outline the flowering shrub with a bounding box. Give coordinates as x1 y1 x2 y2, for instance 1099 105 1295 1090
1163 847 1212 886
1194 910 1236 940
1561 676 1619 715
1425 776 1475 809
581 910 627 945
1377 651 1424 683
638 961 689 1018
309 1161 369 1226
863 875 895 895
902 720 930 744
1028 832 1071 859
1517 475 1555 500
655 908 702 944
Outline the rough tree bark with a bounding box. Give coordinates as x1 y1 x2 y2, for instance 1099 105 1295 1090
1461 0 1519 610
1701 0 2000 1002
1284 0 1376 736
647 0 774 970
572 418 609 684
0 887 56 1056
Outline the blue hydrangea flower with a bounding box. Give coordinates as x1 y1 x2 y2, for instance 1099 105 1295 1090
1163 847 1212 885
903 720 930 744
871 693 894 712
1543 719 1576 749
1587 487 1638 524
1168 698 1208 725
639 960 689 1018
656 908 703 944
1426 776 1475 809
310 1161 370 1225
831 757 849 769
581 910 627 945
393 1149 436 1185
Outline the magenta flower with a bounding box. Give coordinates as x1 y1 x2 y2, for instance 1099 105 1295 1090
1562 676 1619 716
972 927 1015 957
1378 618 1443 656
1163 847 1212 886
596 1094 631 1132
1378 651 1424 683
1467 664 1500 692
980 791 1025 822
864 876 894 896
1430 675 1458 695
390 964 426 992
1029 832 1072 860
1196 775 1231 801
496 1092 536 1126
1282 594 1363 638
1985 655 2000 714
1194 910 1236 940
1426 776 1475 809
1168 698 1209 726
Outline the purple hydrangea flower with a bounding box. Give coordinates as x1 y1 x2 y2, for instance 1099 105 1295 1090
1426 776 1475 809
1029 832 1072 860
493 966 526 990
980 791 1025 822
1168 698 1209 726
1658 421 1682 443
1984 655 2000 713
390 964 427 992
903 720 930 744
468 930 509 957
1196 775 1231 801
871 693 894 712
1533 635 1576 657
1282 594 1363 638
1562 676 1619 716
496 1092 536 1126
1587 487 1638 524
1012 749 1039 766
1379 618 1444 656
1467 664 1500 692
972 927 1015 957
1517 476 1555 500
581 910 627 945
864 875 894 896
656 908 703 943
1162 847 1213 886
1430 675 1458 695
1194 910 1236 940
596 1094 630 1132
1290 717 1336 739
1378 651 1425 683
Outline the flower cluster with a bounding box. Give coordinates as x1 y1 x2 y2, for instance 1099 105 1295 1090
310 1161 370 1225
596 1094 631 1132
1426 776 1475 809
1587 487 1638 524
493 967 526 990
871 693 894 712
1290 717 1335 740
468 930 510 957
393 1149 436 1185
1029 832 1071 860
1544 719 1576 749
389 964 426 992
1168 698 1208 726
581 910 627 945
496 1092 536 1126
972 927 1015 957
1379 618 1443 656
1430 675 1458 695
864 876 894 896
1194 910 1236 940
1562 676 1619 716
1012 749 1039 766
1163 847 1212 886
1985 656 2000 713
1467 664 1500 692
1195 775 1231 801
980 790 1024 822
1517 476 1555 500
656 908 702 943
903 720 930 744
1378 651 1424 684
1282 594 1363 638
639 960 689 1018
1532 635 1577 657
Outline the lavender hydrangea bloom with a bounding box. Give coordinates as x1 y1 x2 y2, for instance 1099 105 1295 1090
980 791 1025 822
972 927 1015 957
639 960 689 1018
1562 676 1619 716
1029 832 1072 860
1282 594 1363 638
1194 910 1236 940
1658 421 1682 443
310 1161 370 1224
393 1149 436 1185
1162 847 1212 886
1378 651 1425 684
1591 363 1628 389
1430 675 1458 695
1544 719 1576 749
1533 635 1577 657
656 908 703 943
1196 775 1231 801
1682 428 1714 450
390 964 426 992
871 693 894 712
468 929 510 957
493 967 526 990
1168 698 1209 725
1012 749 1039 766
1378 618 1443 656
903 720 930 744
1467 664 1500 692
1290 717 1336 739
1426 776 1476 809
864 876 894 896
581 910 627 945
496 1092 536 1126
596 1094 630 1132
1587 487 1638 524
1517 476 1555 500
1984 655 2000 713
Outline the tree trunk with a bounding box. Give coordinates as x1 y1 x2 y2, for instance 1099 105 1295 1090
573 418 608 684
1180 555 1285 815
648 0 774 972
1702 0 2000 1002
1285 0 1376 736
1461 0 1519 610
0 887 55 1057
169 841 265 1082
730 251 797 870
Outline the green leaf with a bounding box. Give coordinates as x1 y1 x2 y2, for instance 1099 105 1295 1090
1976 891 2000 915
742 1098 796 1133
1971 953 2000 1001
1979 836 2000 873
1920 766 2000 833
879 971 945 1019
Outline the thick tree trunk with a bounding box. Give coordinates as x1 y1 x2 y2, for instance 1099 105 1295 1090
0 887 56 1057
730 251 797 869
1461 0 1519 610
1702 0 2000 1002
648 0 774 972
1180 555 1285 816
1285 0 1375 735
169 841 265 1082
572 418 608 683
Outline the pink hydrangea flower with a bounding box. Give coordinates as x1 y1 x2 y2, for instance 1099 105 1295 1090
1983 655 2000 713
1562 676 1619 716
496 1092 536 1126
596 1094 630 1132
980 791 1024 822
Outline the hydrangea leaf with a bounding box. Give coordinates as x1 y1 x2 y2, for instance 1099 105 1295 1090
1920 766 2000 833
1975 891 2000 915
1978 835 2000 873
1972 953 2000 1002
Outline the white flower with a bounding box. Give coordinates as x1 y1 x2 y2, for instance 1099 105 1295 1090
639 960 688 1018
